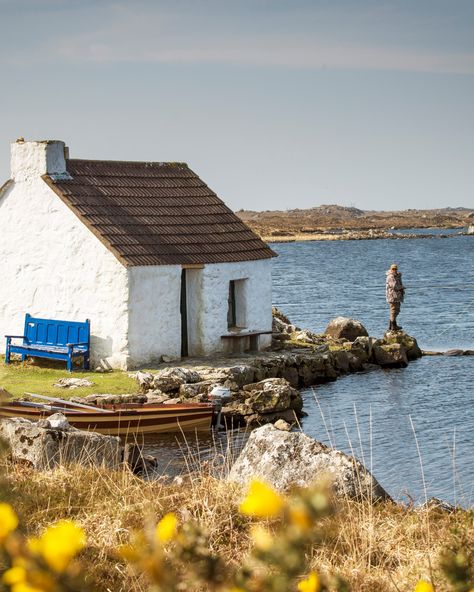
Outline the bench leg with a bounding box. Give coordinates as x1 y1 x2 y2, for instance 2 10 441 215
21 354 27 363
5 342 10 365
249 335 260 352
67 352 73 373
83 353 90 371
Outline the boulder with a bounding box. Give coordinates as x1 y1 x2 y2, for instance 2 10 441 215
0 416 121 470
272 307 299 333
325 317 369 342
443 349 465 357
179 380 215 399
292 330 319 344
382 332 422 360
373 343 408 368
152 370 184 393
145 392 170 404
331 350 351 373
274 419 292 431
135 371 154 392
228 424 391 502
242 378 300 414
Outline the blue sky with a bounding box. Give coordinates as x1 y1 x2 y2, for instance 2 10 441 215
1 0 473 210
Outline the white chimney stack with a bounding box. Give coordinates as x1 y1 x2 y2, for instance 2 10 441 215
10 139 70 181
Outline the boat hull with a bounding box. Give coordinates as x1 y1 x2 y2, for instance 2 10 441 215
0 402 215 435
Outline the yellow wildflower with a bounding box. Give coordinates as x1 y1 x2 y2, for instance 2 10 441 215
10 584 45 592
289 505 312 530
3 566 27 585
239 480 284 518
155 513 178 544
250 525 273 551
35 520 86 572
0 503 19 540
298 571 320 592
414 581 434 592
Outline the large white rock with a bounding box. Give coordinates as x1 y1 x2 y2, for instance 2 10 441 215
325 317 369 342
228 424 391 502
0 416 121 470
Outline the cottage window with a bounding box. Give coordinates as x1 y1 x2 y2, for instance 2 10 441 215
227 279 248 329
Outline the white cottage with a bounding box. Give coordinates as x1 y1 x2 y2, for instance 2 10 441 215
0 139 276 369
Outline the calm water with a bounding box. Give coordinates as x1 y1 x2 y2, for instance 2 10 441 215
147 235 474 505
272 235 474 505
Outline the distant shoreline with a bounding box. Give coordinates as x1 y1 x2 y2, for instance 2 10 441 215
263 228 470 243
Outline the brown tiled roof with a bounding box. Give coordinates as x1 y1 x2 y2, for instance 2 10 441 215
44 159 276 266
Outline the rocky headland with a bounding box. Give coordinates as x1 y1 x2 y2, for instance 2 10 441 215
237 205 474 242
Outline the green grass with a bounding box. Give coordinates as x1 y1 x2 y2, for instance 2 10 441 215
0 357 137 399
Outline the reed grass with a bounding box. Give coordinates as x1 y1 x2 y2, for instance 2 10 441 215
1 447 472 592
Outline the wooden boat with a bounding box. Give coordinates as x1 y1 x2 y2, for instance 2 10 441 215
0 395 216 436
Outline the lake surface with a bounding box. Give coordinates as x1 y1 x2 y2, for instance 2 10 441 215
147 235 474 506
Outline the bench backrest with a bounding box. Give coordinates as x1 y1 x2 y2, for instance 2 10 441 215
23 314 90 347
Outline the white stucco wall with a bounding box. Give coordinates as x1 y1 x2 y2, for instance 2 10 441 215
127 259 273 362
191 259 273 355
0 141 130 369
127 265 182 367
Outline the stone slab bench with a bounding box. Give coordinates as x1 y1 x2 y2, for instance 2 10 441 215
221 330 273 354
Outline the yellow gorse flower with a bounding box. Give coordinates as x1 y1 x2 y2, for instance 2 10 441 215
155 512 178 544
289 505 312 530
298 571 320 592
239 480 284 518
414 581 434 592
0 502 19 540
250 525 273 551
32 520 86 572
2 566 27 585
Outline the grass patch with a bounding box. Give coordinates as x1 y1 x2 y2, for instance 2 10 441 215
0 356 137 399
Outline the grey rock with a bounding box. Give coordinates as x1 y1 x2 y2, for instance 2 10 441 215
245 409 298 428
347 352 364 372
153 367 202 392
421 497 457 513
0 417 121 470
135 371 154 391
444 349 465 356
179 380 214 399
78 393 146 406
228 424 391 502
373 343 408 368
331 350 350 373
383 332 422 360
325 317 369 342
53 378 94 389
274 419 292 431
47 412 70 430
145 392 170 404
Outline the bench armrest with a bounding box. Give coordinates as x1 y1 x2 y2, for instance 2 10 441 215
66 342 89 347
5 335 25 339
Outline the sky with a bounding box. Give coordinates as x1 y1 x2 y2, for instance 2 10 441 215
0 0 473 211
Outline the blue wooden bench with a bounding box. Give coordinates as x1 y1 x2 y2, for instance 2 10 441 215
5 314 90 372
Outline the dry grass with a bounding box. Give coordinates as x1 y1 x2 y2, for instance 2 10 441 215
2 453 472 592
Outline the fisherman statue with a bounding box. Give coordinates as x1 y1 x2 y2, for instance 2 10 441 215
386 263 405 331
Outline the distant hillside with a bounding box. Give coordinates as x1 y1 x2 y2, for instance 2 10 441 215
237 205 474 239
